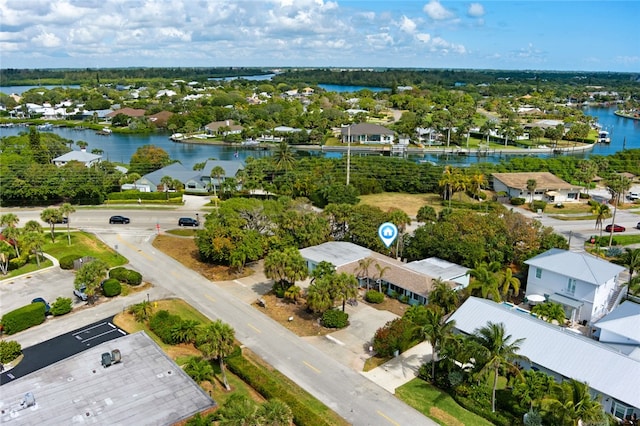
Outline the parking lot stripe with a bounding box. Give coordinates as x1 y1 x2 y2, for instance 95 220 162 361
81 328 122 344
72 321 108 336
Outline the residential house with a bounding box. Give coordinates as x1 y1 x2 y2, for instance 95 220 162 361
131 163 206 193
299 241 459 305
148 111 174 128
524 248 626 324
492 172 582 203
593 301 640 354
52 149 102 168
341 123 395 145
200 160 244 192
205 120 243 136
448 297 639 421
106 108 146 119
405 257 470 290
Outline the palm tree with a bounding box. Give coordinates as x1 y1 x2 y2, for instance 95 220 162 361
526 179 537 205
542 379 603 426
59 203 75 246
305 278 334 313
471 321 528 413
591 202 610 237
333 272 358 312
373 262 391 293
356 257 374 288
284 285 302 304
273 141 296 172
209 165 226 201
0 241 14 275
469 173 487 201
419 308 456 382
171 319 200 344
160 175 174 200
513 369 554 410
22 229 45 267
438 166 457 208
605 175 632 247
497 267 521 300
216 393 259 425
614 248 640 286
480 119 496 145
428 278 459 315
532 302 566 324
184 356 214 384
129 300 153 322
466 261 502 301
40 208 61 243
196 320 236 391
0 213 20 257
256 399 293 426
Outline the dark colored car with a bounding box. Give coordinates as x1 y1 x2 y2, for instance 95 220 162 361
605 224 626 233
178 217 199 227
55 217 68 224
636 222 640 230
74 285 88 301
32 297 51 315
109 215 130 224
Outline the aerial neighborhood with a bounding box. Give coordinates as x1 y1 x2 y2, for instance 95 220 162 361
1 67 639 426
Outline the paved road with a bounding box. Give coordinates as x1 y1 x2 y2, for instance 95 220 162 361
99 232 435 426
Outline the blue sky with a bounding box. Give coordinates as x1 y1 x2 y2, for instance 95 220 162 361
0 0 638 72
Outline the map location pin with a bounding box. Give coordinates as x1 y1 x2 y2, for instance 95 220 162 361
378 222 398 248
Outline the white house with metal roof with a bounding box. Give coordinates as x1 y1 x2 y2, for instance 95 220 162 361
299 241 460 305
448 297 639 420
593 301 640 352
52 150 102 168
524 249 626 324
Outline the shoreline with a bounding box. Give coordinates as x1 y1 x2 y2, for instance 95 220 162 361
614 111 640 121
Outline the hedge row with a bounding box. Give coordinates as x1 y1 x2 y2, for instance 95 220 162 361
60 254 81 270
149 310 182 345
365 290 384 304
226 353 336 426
107 190 184 201
1 303 46 335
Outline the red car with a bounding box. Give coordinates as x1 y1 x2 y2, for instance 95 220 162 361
605 224 626 232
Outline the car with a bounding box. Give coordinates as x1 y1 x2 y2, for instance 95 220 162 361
605 224 626 233
74 285 88 301
178 217 199 227
31 297 51 315
628 192 639 201
636 222 640 230
109 215 130 224
55 217 68 224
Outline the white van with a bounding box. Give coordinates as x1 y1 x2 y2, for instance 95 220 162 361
629 192 639 201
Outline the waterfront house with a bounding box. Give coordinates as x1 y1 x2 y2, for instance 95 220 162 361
106 108 146 119
491 172 581 203
448 297 639 421
341 123 395 145
524 248 626 324
199 160 244 192
132 163 206 193
205 120 243 136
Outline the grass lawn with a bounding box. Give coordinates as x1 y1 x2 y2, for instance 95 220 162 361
42 231 128 267
0 258 54 280
396 379 494 426
359 192 443 217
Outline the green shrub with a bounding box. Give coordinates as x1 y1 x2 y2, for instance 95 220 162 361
60 254 81 270
50 297 73 316
399 294 409 304
372 318 417 357
272 283 285 298
579 192 590 199
1 303 46 335
510 197 525 206
125 270 142 285
320 309 349 328
365 290 384 304
102 279 122 297
109 266 128 281
0 340 22 363
8 254 28 270
149 310 182 344
531 200 547 211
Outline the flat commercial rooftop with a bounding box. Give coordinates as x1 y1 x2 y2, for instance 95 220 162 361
0 331 215 425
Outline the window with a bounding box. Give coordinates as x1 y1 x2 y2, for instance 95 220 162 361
535 268 542 279
612 401 633 419
566 279 576 296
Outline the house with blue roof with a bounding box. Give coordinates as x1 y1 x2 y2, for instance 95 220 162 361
524 249 626 324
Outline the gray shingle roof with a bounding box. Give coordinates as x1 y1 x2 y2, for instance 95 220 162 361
524 249 624 286
201 160 244 178
141 163 200 186
449 297 640 408
341 123 394 136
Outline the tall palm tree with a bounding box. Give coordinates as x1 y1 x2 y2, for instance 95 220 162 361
526 179 537 205
605 175 632 247
542 379 603 426
40 208 61 243
419 308 456 382
273 141 296 172
196 320 236 391
59 203 75 246
614 247 640 286
438 166 457 208
471 321 528 413
256 399 293 426
469 173 487 201
480 119 496 145
428 278 459 315
305 278 334 313
0 213 20 257
591 202 610 237
497 267 521 300
373 263 391 293
513 369 554 410
333 272 358 312
356 257 374 288
183 356 214 384
22 230 46 267
467 261 502 301
160 175 174 200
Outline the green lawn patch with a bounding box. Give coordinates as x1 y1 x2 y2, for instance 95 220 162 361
166 229 198 237
1 258 53 280
396 379 493 426
42 231 127 267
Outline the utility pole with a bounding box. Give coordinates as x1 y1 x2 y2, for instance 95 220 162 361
346 125 351 186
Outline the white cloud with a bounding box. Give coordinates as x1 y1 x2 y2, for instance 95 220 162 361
430 36 466 54
32 29 61 48
423 0 454 21
615 55 640 65
468 3 485 18
416 33 431 43
399 16 417 34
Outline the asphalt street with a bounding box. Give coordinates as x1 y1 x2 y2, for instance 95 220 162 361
0 316 126 385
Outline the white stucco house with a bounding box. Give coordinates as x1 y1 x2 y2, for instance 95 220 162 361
449 297 639 421
524 249 626 324
492 172 582 203
341 123 395 145
593 301 640 351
